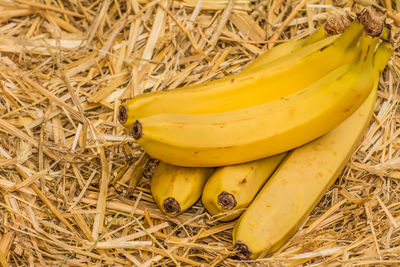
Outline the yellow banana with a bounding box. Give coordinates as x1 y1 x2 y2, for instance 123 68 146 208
244 14 351 72
132 32 380 167
118 17 366 128
202 153 286 221
146 23 342 218
146 24 341 218
150 162 214 216
232 40 393 259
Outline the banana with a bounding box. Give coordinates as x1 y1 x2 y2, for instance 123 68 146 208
244 14 351 72
232 40 394 259
150 162 214 216
147 24 339 218
202 153 286 221
119 33 339 128
243 27 327 71
146 20 346 219
118 17 366 128
132 32 381 167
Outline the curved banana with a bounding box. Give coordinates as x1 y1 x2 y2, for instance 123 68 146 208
150 162 214 216
244 14 351 72
242 32 324 73
118 18 366 128
202 153 286 221
132 32 380 167
232 40 393 259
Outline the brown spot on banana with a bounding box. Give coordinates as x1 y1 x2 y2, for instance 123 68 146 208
212 122 227 128
217 191 237 210
319 44 331 52
162 197 181 215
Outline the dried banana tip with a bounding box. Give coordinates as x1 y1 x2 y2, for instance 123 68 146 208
358 6 387 37
132 120 143 139
234 241 252 259
325 13 353 35
118 105 128 124
163 197 181 215
217 191 237 210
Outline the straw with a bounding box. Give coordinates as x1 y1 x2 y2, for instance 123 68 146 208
0 0 399 265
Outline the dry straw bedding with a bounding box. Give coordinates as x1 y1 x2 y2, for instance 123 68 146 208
0 0 399 266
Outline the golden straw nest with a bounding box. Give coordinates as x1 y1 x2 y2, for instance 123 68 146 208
0 0 399 266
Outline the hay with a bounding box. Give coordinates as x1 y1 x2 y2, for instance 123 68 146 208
0 0 399 265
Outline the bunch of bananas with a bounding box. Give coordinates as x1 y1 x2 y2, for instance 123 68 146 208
119 7 393 259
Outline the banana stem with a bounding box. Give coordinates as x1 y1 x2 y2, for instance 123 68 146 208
324 13 352 36
330 18 363 49
354 32 379 66
381 23 392 43
357 6 386 37
373 41 394 73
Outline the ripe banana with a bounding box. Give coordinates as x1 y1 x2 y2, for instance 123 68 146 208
118 17 366 128
232 40 393 259
244 14 351 72
132 32 381 167
202 153 286 221
150 162 214 216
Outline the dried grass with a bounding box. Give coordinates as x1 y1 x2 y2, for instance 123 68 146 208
0 0 399 266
